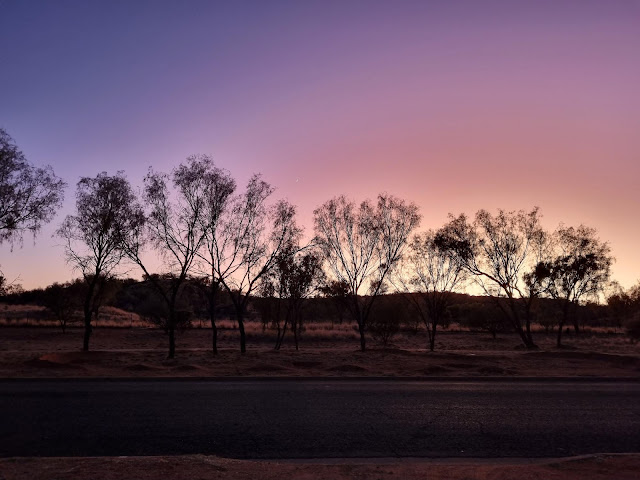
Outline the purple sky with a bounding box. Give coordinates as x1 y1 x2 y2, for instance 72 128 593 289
1 0 639 290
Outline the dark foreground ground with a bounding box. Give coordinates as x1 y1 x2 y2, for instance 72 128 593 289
1 327 639 378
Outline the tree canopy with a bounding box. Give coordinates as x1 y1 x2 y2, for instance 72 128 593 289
0 128 65 245
314 193 420 351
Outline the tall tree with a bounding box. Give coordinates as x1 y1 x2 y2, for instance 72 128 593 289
313 194 420 351
0 128 65 244
212 175 301 353
535 224 613 346
58 172 140 350
395 229 467 351
438 208 547 349
120 160 207 358
191 155 236 355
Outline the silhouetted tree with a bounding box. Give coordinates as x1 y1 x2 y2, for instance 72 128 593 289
212 175 301 353
0 274 8 297
438 208 546 348
0 273 22 297
535 298 562 334
619 285 640 343
535 225 613 346
320 279 351 325
133 274 196 333
607 281 640 331
314 194 420 351
42 281 83 333
464 301 508 339
0 128 65 288
119 160 206 358
189 155 237 355
368 297 403 348
0 128 65 245
394 229 467 351
58 172 141 350
261 246 324 350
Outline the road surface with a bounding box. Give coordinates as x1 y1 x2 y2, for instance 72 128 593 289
1 379 638 458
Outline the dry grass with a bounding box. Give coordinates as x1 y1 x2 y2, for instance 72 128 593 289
0 303 151 328
0 301 626 337
1 301 639 379
1 325 639 378
0 304 50 325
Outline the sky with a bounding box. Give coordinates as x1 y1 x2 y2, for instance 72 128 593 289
0 0 639 290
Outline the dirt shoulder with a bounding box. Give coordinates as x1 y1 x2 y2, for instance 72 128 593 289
1 327 639 378
2 454 639 480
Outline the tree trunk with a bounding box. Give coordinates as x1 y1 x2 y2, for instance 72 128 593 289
82 321 92 351
83 309 92 352
293 314 299 351
83 292 95 352
524 335 537 349
503 298 537 349
208 288 218 356
168 325 176 359
516 325 537 349
275 326 282 350
425 322 433 351
524 318 536 348
557 320 565 348
238 311 246 354
275 299 286 350
275 318 288 350
358 321 366 351
572 313 581 335
511 316 537 349
211 318 218 356
558 302 571 348
205 276 224 355
167 286 180 359
429 324 436 352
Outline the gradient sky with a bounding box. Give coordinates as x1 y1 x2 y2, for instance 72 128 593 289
0 0 639 290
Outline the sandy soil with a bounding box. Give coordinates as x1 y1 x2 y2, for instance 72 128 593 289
2 454 639 480
1 327 639 378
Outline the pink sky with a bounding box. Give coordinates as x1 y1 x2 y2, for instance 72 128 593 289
0 0 638 290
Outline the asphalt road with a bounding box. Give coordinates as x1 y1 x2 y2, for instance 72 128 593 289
1 379 638 458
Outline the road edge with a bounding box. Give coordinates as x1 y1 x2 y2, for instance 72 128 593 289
1 375 639 382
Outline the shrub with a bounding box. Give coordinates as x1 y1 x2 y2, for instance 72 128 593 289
624 314 640 343
369 301 402 348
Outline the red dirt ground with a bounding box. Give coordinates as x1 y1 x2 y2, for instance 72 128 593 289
2 454 639 480
1 327 639 378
